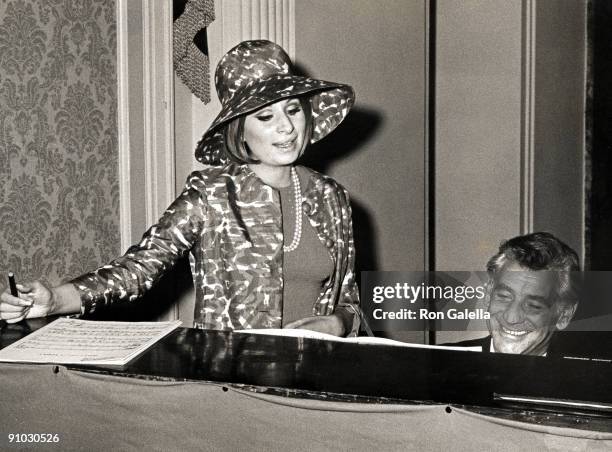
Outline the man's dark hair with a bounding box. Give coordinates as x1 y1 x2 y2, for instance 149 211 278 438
486 232 580 307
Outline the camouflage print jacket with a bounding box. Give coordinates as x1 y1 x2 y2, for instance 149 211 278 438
71 164 361 335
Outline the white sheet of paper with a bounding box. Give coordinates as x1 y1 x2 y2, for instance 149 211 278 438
235 329 482 352
0 318 182 365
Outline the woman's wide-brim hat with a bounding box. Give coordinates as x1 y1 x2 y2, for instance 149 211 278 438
195 40 355 165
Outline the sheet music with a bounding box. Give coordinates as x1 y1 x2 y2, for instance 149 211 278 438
235 329 482 352
0 318 182 365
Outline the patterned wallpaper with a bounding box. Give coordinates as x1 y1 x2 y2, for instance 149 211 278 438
0 0 119 293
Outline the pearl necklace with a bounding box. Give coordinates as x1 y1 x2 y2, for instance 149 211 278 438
283 167 302 253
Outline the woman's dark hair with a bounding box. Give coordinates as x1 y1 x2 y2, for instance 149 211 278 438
223 96 313 164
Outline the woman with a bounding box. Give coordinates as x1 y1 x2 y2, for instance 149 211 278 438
0 40 360 336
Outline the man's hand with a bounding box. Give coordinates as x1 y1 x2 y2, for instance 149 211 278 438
0 281 54 323
283 314 345 337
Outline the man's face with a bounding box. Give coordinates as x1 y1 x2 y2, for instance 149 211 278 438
486 263 574 355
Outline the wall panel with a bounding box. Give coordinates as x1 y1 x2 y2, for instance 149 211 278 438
0 0 119 293
294 0 428 343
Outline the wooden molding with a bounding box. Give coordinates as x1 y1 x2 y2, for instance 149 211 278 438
143 0 176 226
117 0 176 246
520 0 536 235
116 0 132 253
222 0 294 56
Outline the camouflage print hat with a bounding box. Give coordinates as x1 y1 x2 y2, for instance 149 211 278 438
195 40 355 165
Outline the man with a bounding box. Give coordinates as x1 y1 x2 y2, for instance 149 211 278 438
454 232 580 356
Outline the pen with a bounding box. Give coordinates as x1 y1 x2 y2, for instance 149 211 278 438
7 272 31 322
8 272 18 297
1 272 19 329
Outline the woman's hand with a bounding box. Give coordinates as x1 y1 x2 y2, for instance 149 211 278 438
284 314 345 337
0 281 54 323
